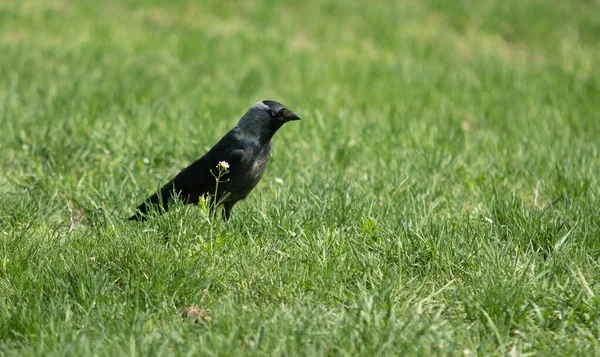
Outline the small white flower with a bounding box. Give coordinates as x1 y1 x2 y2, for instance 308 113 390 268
142 157 150 165
275 177 284 185
217 161 230 170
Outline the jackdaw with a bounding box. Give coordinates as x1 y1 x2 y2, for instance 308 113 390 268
129 100 301 221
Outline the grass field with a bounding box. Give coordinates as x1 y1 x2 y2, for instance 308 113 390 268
1 0 600 355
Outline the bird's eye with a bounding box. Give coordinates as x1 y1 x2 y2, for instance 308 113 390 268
269 110 277 117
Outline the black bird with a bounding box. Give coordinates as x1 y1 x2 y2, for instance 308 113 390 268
129 100 301 221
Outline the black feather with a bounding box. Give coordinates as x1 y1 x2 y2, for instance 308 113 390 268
129 101 300 221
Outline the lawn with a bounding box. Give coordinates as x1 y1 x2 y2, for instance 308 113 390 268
1 0 599 355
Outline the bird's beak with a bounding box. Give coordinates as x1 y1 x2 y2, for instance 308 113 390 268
281 108 301 121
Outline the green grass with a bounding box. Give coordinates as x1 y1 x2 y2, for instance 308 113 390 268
1 0 600 355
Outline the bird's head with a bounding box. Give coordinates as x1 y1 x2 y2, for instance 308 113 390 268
236 100 301 144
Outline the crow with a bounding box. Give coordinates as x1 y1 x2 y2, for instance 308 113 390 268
129 100 301 221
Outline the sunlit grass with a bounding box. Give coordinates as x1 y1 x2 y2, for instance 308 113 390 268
1 0 599 355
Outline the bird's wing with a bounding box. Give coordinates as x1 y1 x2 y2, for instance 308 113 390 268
168 142 245 198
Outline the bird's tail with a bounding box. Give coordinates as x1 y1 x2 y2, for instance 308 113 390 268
128 189 172 221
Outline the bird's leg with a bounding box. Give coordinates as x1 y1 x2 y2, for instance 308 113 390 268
223 203 233 222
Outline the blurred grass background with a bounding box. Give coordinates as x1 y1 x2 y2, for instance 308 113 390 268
1 0 599 355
